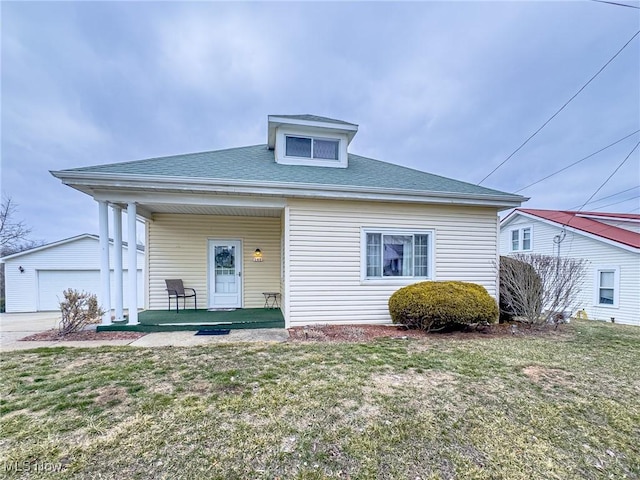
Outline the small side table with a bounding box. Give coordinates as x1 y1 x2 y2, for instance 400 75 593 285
262 292 281 309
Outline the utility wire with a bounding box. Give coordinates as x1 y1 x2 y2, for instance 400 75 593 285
574 140 640 213
590 0 640 9
564 142 638 257
584 194 640 211
514 130 640 193
478 29 640 185
568 185 639 209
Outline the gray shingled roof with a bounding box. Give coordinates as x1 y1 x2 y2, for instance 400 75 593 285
270 114 358 127
62 144 518 198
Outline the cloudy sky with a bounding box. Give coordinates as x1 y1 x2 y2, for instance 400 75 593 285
2 1 639 245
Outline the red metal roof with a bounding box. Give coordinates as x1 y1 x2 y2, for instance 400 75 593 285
517 209 640 249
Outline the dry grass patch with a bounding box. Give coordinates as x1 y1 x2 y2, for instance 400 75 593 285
369 370 458 395
522 365 574 387
92 386 129 407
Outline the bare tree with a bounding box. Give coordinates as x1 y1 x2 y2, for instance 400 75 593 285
1 196 32 253
1 197 43 310
500 253 587 326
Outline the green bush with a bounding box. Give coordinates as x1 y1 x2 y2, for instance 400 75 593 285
388 281 498 331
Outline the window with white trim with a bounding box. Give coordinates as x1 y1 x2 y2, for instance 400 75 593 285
363 230 432 279
285 135 339 160
595 267 619 307
510 226 532 252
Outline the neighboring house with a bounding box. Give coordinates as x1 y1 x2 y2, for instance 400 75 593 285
51 114 526 327
1 234 145 313
500 209 640 326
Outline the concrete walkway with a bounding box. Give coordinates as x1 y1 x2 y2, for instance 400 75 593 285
0 312 290 352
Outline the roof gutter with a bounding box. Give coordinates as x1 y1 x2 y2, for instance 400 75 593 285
50 170 528 209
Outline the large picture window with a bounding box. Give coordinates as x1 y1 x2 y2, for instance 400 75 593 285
364 230 432 279
285 135 339 160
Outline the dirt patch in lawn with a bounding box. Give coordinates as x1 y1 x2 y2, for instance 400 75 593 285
523 365 574 387
20 329 146 341
93 386 130 407
288 324 423 342
288 322 569 342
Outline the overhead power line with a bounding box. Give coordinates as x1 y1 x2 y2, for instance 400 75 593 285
568 185 639 209
590 0 640 9
514 130 640 193
585 194 640 211
564 142 639 257
478 29 640 185
574 140 640 213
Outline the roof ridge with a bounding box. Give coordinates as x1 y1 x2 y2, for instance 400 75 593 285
516 208 640 249
520 208 640 220
269 114 357 126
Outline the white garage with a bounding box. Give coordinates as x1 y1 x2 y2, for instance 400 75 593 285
1 234 144 313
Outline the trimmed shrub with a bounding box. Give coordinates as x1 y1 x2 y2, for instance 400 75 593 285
388 281 498 331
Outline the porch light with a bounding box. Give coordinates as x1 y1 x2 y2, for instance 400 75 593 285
253 249 263 262
19 266 24 273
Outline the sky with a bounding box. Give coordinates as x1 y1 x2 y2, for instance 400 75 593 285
1 0 639 246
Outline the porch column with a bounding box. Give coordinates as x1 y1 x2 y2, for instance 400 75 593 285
127 202 139 324
112 205 124 322
98 200 112 325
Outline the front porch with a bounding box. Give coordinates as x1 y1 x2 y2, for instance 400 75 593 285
97 308 285 332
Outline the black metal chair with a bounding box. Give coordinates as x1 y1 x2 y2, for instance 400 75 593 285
165 279 197 312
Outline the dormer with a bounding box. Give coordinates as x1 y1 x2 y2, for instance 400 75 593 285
267 114 358 168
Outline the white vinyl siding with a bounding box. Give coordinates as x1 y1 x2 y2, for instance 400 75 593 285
500 215 640 326
147 214 281 310
3 236 144 313
287 199 499 327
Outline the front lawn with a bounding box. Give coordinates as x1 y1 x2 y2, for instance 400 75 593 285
1 320 638 479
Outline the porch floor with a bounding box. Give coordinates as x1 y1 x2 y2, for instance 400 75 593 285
97 308 285 332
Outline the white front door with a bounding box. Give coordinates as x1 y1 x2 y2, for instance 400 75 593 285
208 240 242 309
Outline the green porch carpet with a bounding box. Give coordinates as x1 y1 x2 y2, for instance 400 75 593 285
97 308 285 332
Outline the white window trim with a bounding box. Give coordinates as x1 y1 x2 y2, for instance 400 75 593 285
593 265 620 308
360 227 435 284
509 224 533 252
285 135 340 161
275 126 349 168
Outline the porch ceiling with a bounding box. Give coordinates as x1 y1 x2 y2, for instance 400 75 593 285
139 204 283 217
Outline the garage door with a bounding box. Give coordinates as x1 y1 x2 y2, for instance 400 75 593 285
37 270 142 311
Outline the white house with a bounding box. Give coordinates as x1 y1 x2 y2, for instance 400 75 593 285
1 234 145 313
500 209 640 326
51 114 526 328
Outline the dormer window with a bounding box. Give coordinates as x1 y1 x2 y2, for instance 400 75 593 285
285 136 339 161
268 114 358 169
